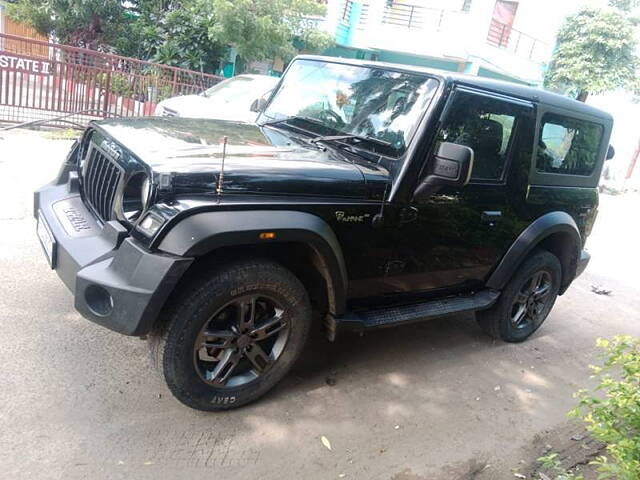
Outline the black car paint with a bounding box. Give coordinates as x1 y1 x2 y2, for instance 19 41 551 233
39 56 612 337
102 82 602 307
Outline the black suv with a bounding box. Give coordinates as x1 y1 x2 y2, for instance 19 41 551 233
35 56 613 410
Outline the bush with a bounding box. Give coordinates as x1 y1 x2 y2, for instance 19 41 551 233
570 336 640 479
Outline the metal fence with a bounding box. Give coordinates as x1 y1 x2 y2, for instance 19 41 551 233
486 19 548 63
381 3 468 33
0 33 224 128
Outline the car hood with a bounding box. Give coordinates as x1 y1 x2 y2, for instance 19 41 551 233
95 117 389 199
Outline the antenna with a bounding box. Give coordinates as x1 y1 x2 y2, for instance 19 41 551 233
371 181 390 229
217 136 228 196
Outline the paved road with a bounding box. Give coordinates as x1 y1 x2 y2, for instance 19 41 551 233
1 129 639 480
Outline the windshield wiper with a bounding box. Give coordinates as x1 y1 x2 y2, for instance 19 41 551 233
310 134 392 149
263 116 392 158
262 115 326 129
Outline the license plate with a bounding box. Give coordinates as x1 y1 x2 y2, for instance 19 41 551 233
37 210 57 269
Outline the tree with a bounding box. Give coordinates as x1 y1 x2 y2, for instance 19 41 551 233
125 0 225 72
609 0 640 12
7 0 333 74
205 0 334 65
7 0 132 51
545 7 639 102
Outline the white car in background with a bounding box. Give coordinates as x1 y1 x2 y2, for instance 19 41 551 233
154 74 280 122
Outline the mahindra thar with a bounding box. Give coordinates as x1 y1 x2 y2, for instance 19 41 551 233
35 56 613 410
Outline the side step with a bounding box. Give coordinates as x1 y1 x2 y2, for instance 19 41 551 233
328 289 500 338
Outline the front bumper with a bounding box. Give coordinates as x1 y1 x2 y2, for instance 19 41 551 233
575 249 590 278
34 175 192 336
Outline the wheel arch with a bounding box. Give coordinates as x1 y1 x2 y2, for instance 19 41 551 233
486 211 581 295
156 210 348 316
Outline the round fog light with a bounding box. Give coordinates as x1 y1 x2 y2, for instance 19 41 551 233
85 285 113 317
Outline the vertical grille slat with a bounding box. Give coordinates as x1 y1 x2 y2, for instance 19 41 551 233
81 142 123 223
86 149 99 207
95 162 110 219
102 164 118 219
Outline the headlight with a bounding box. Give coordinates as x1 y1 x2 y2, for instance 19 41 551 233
120 172 152 222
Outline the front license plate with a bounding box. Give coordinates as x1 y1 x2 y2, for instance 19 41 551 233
37 210 57 269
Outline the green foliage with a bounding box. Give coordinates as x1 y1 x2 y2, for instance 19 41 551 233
545 7 639 99
569 336 640 480
7 0 333 74
608 0 640 12
537 453 584 480
7 0 132 50
125 1 225 72
109 73 134 97
205 0 334 62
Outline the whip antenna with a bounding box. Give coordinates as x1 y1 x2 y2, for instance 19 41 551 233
217 136 228 196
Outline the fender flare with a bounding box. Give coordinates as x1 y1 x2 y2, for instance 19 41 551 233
486 211 581 293
157 210 348 315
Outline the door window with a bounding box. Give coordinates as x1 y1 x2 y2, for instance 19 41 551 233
436 91 518 181
536 114 603 176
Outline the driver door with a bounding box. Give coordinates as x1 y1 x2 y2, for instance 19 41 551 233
384 88 534 297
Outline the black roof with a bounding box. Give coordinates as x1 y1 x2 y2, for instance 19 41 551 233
295 55 613 122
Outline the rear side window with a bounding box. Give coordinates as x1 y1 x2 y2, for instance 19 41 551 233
437 92 517 181
536 114 603 176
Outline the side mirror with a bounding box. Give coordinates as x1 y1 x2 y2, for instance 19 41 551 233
606 144 615 161
414 142 474 200
250 97 267 113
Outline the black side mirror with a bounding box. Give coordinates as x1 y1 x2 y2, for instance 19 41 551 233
250 97 267 113
606 144 615 161
414 142 474 200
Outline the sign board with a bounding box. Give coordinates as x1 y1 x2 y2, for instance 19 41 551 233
0 53 51 74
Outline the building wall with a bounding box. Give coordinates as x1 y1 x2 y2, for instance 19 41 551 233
324 0 587 85
375 50 461 72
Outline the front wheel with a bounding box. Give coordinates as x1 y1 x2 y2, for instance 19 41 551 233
477 250 561 342
149 259 311 411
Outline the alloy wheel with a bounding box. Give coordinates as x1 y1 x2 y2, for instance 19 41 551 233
193 294 289 387
510 271 553 329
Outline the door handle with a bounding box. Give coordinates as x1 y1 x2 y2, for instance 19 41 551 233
481 211 502 226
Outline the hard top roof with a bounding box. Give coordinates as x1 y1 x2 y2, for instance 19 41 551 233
294 55 613 122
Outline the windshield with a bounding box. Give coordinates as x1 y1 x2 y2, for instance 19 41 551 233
202 76 276 103
260 59 439 156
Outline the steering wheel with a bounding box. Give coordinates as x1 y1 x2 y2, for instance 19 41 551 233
318 109 345 129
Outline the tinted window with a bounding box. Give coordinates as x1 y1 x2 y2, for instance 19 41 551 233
536 114 603 176
437 92 517 180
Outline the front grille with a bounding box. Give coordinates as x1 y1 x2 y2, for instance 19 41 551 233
82 146 123 222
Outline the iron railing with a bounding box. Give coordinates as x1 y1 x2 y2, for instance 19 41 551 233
381 3 468 32
0 33 224 127
486 19 547 62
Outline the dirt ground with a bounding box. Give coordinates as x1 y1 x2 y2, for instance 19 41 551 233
1 129 638 480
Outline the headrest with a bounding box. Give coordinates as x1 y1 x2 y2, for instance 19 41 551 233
474 118 503 155
454 118 504 156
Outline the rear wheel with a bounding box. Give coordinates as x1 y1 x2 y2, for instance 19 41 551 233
149 259 311 411
477 250 561 342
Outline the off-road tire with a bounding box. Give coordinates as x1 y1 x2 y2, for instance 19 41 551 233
477 250 561 342
148 259 311 411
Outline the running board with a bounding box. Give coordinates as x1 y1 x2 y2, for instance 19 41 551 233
328 289 500 339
